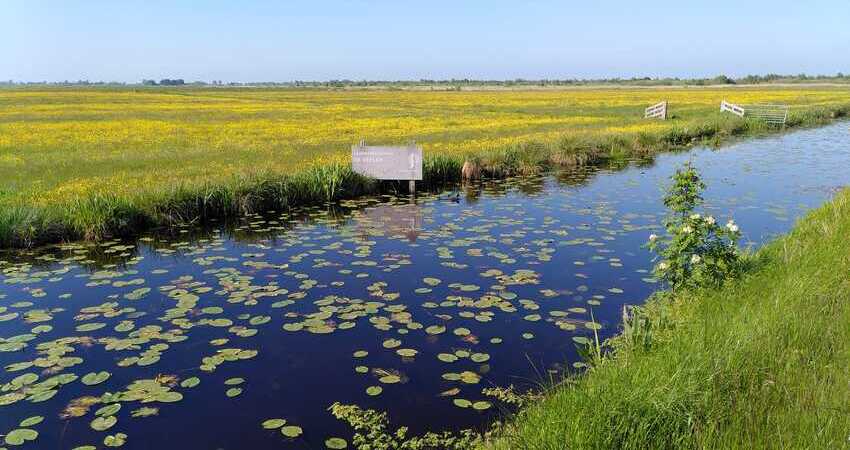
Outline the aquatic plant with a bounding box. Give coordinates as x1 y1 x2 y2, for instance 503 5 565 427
328 402 485 449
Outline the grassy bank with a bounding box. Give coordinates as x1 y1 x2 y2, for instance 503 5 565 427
487 189 850 449
2 86 850 247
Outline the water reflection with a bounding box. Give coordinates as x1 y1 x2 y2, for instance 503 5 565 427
355 203 424 243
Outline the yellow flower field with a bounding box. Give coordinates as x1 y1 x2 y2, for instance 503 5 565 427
1 85 849 216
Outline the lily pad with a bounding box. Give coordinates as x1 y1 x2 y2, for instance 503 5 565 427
19 416 43 427
281 425 303 438
452 398 472 408
91 415 118 432
180 377 200 388
4 428 38 446
225 387 243 398
81 371 111 386
262 418 286 429
366 386 383 396
325 437 348 449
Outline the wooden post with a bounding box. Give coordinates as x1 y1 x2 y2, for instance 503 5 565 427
409 180 416 196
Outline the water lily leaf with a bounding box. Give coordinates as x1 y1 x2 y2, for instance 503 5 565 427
472 401 492 410
452 398 472 408
4 428 38 446
19 416 43 427
180 377 200 388
28 390 57 402
470 353 490 363
423 277 441 286
425 325 446 335
437 353 458 363
103 433 127 447
81 371 111 386
131 407 159 418
325 437 348 449
381 338 401 349
76 323 106 332
96 404 121 417
281 425 303 438
225 387 242 398
262 418 286 429
378 374 401 384
366 386 383 396
91 415 117 431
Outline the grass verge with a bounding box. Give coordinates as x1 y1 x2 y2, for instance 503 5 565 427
2 104 849 248
486 189 850 449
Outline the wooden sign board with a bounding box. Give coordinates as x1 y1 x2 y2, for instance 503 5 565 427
352 144 423 181
644 101 668 120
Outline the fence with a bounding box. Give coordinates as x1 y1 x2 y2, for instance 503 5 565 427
744 104 789 126
721 100 788 126
644 101 668 120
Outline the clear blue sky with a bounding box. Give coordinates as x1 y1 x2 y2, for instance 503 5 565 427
3 0 849 82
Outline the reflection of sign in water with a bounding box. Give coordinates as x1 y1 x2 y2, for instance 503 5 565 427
352 144 423 181
356 204 423 242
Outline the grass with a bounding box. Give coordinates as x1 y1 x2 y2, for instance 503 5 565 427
486 189 850 449
2 85 850 247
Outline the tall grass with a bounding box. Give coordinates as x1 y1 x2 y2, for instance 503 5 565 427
2 102 849 248
486 189 850 449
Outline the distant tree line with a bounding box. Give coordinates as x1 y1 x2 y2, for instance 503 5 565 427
2 73 849 88
141 79 186 86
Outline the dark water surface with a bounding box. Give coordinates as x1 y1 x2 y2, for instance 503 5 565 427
1 123 849 449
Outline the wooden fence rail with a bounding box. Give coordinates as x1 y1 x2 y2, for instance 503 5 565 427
644 101 668 120
720 100 745 117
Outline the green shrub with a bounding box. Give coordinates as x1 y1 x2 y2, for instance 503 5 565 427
648 162 742 290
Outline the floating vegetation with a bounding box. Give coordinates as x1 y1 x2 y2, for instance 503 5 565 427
2 131 846 450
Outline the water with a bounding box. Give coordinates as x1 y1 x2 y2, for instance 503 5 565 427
1 123 849 449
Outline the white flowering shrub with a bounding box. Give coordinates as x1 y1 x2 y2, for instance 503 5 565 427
648 162 742 290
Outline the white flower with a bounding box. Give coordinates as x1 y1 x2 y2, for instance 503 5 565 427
726 220 739 233
682 225 693 233
658 262 669 271
690 254 702 264
649 234 658 241
706 216 716 225
690 213 701 220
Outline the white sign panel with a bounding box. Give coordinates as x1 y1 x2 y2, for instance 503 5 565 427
352 144 423 181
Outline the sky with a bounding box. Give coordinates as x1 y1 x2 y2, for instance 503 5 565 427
2 0 850 83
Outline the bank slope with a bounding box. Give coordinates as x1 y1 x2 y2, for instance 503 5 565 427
488 189 850 449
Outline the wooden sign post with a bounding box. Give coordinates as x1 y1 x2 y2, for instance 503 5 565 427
352 141 423 195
